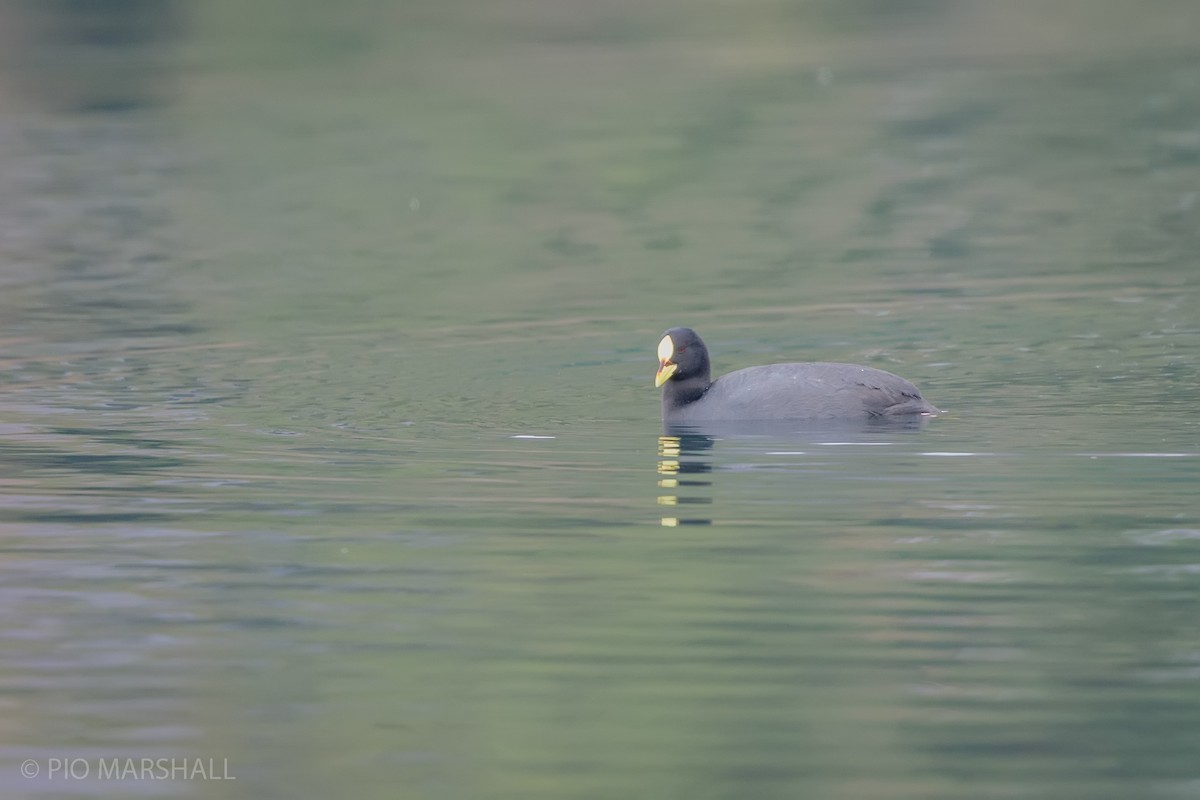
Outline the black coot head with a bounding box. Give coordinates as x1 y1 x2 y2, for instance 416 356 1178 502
655 327 711 387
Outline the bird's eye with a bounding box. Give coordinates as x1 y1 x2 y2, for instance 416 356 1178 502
677 346 687 353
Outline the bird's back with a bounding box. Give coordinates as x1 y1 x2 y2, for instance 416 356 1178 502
667 362 939 421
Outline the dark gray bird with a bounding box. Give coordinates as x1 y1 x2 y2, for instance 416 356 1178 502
654 327 940 423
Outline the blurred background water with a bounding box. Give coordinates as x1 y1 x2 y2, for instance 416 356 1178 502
1 1 1199 798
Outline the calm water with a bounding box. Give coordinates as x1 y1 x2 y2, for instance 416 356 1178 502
2 2 1200 798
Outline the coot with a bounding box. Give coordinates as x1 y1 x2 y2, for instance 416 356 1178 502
655 327 940 422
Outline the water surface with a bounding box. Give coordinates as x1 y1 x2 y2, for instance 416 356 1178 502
2 2 1199 798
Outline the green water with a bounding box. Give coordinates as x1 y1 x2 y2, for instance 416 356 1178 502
2 2 1199 798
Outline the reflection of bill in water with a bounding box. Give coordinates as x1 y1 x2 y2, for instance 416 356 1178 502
656 434 714 527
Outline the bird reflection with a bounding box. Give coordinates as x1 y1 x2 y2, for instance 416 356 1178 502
654 416 939 526
656 433 714 526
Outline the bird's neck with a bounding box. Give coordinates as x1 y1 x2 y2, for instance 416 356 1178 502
662 374 710 411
